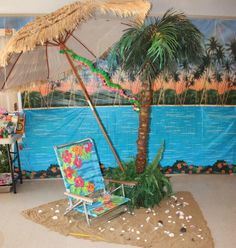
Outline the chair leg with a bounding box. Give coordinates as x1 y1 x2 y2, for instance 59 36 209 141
83 202 90 226
64 200 82 215
121 184 125 197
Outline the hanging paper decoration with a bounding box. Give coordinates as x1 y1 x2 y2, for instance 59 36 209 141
60 49 140 111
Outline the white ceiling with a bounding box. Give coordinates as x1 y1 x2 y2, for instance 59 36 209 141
0 0 236 18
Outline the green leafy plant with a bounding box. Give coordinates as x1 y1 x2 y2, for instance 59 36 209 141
108 9 204 173
0 145 9 173
105 143 172 208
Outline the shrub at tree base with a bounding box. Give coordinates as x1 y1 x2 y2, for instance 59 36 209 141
0 145 9 173
105 144 173 209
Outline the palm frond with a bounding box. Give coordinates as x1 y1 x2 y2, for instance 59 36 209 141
226 38 236 62
108 9 204 84
149 142 165 170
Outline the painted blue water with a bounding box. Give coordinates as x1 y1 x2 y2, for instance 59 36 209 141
20 106 236 171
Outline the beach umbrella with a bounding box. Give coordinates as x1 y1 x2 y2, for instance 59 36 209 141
0 0 150 171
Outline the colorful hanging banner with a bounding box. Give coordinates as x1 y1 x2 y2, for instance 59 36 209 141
60 49 140 111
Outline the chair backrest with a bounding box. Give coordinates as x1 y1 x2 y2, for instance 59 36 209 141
54 138 105 196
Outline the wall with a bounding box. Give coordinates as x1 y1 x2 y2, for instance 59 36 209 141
0 0 235 18
151 0 236 18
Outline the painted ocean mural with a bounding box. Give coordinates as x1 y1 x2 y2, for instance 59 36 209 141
1 16 235 177
19 106 236 173
16 18 235 108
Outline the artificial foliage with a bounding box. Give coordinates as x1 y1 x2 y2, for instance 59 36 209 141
0 145 9 173
21 34 236 108
105 143 173 208
108 9 204 173
59 49 140 111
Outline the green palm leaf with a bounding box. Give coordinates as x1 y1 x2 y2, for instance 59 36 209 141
106 8 204 207
108 9 203 83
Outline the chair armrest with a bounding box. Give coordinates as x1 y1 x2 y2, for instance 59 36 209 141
64 192 93 203
104 178 137 187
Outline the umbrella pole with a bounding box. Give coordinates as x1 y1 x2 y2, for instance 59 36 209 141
63 49 124 172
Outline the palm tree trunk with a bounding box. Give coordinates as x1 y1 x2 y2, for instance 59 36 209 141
136 80 152 174
224 91 229 105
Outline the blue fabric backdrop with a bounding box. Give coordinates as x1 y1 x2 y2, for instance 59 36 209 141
19 106 236 171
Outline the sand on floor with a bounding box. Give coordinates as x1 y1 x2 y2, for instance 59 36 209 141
22 191 214 248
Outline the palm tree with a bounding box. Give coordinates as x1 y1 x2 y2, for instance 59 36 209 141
157 72 169 104
227 38 236 62
200 37 225 104
176 59 195 105
221 38 236 104
109 9 204 173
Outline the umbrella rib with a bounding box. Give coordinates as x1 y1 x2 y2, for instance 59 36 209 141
61 46 124 172
64 30 74 44
71 34 97 59
2 52 23 90
45 41 58 46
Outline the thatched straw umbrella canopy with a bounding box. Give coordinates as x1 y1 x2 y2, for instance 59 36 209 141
0 0 150 171
0 0 150 88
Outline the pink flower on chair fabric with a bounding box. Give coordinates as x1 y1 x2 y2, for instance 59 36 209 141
105 202 116 209
74 176 84 187
63 167 75 179
62 150 72 163
84 142 93 153
74 156 82 168
94 206 104 212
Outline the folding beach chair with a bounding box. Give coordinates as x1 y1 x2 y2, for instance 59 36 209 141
54 138 136 225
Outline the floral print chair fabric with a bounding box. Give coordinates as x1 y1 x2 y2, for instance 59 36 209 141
0 173 15 185
54 138 129 225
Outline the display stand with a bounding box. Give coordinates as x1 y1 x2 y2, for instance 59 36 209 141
0 134 23 193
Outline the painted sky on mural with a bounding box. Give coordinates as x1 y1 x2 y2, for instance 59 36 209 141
1 16 236 107
0 16 34 30
0 16 235 41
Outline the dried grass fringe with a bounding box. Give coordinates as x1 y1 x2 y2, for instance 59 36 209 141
0 0 150 66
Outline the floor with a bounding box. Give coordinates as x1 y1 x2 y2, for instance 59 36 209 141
0 175 236 248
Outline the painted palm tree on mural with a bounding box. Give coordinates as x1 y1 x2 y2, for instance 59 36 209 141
109 9 204 173
174 59 195 105
157 72 169 105
200 37 225 104
227 38 236 62
220 38 236 104
196 37 236 105
220 58 233 104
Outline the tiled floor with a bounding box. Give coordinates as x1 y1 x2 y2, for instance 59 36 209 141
0 175 236 248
